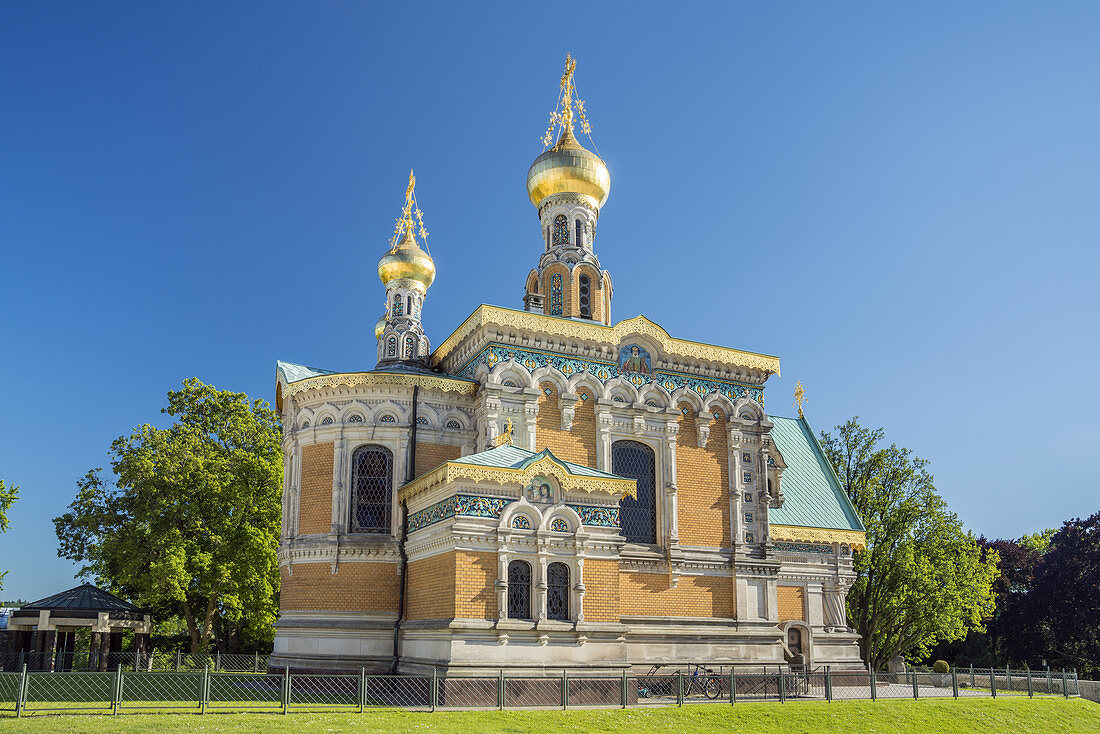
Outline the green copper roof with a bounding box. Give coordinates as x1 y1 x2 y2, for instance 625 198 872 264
276 361 337 383
452 444 625 480
767 416 865 532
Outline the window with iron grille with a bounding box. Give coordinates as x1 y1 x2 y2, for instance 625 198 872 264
547 562 569 621
392 293 403 317
549 273 563 315
350 445 393 533
612 440 657 544
575 219 584 248
578 274 591 318
507 560 532 620
552 214 569 247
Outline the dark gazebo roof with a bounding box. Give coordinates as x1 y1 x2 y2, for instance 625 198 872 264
13 583 147 620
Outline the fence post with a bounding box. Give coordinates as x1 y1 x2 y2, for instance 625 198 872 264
199 664 207 714
286 664 294 713
498 668 504 710
730 668 736 704
1026 668 1032 698
870 668 877 701
1047 667 1052 693
676 671 683 706
562 669 568 710
825 667 833 702
990 669 996 698
778 671 786 703
431 667 438 712
1062 669 1069 698
358 667 365 714
970 664 975 687
215 651 221 673
912 668 919 699
1006 666 1011 691
113 665 123 715
621 669 627 709
952 666 959 699
175 652 181 672
254 652 260 674
15 663 26 718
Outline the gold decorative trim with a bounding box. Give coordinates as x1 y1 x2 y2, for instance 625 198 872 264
770 525 866 551
400 452 637 502
281 372 478 399
432 305 781 375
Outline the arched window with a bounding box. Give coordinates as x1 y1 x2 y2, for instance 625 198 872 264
552 214 569 247
578 273 591 319
613 440 657 544
404 335 415 359
575 219 583 248
549 273 563 316
507 560 532 620
406 295 413 316
392 294 403 317
386 336 397 358
350 445 393 533
547 562 569 621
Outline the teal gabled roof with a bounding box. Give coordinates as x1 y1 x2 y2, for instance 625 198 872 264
452 444 626 480
276 361 337 383
767 416 865 533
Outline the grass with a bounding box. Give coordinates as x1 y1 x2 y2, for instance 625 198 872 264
0 697 1096 734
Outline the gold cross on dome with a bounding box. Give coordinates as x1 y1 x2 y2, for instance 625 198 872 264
793 381 806 418
493 418 515 447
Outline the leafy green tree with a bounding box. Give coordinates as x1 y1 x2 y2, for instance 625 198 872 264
54 379 282 654
820 418 998 669
0 479 19 591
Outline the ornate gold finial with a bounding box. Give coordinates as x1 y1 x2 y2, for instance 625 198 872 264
390 169 430 250
793 381 806 418
492 418 515 447
541 53 593 148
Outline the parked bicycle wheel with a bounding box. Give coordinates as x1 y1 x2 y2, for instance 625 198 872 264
704 676 722 699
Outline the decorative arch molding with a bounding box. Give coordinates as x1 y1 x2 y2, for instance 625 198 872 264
531 366 569 394
567 371 605 400
540 504 582 533
702 391 737 416
732 395 765 422
670 387 705 413
604 377 641 405
488 359 534 389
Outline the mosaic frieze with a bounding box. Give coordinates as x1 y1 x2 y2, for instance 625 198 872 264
457 345 764 406
407 494 620 532
773 541 834 555
567 504 620 528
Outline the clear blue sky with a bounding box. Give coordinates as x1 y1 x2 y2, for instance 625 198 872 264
2 2 1098 601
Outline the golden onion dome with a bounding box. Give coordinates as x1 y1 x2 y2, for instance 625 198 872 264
374 313 387 340
526 125 611 208
377 227 435 290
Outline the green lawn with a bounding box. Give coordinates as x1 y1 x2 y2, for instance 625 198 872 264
0 697 1096 734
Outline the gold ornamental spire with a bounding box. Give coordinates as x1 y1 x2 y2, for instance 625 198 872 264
793 381 806 418
389 169 430 252
541 53 594 149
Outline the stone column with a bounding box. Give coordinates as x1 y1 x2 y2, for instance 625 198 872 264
522 392 540 451
496 551 509 620
595 402 613 472
662 420 680 547
88 631 101 671
331 434 346 534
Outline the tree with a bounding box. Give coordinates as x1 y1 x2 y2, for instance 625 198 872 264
54 378 282 654
1011 511 1100 677
820 418 998 669
0 479 19 591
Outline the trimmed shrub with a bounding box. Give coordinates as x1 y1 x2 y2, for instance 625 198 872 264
932 660 950 674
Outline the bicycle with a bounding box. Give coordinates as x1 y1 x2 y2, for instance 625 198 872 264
684 664 723 699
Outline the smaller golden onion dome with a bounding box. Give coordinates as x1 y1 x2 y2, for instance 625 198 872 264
374 313 387 340
526 124 610 208
377 227 436 290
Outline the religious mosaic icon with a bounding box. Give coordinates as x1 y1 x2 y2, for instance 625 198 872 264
619 344 651 374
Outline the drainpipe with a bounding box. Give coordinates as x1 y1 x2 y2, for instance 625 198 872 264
391 385 418 674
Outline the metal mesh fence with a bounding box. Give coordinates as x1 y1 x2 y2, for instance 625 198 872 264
0 665 1081 717
0 651 270 674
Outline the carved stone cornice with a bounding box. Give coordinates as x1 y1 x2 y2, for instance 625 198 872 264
432 305 780 376
281 372 478 401
770 525 866 550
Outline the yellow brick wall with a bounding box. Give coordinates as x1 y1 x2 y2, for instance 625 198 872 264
675 407 730 547
414 442 461 478
535 383 597 466
541 262 571 317
777 585 805 623
406 552 456 620
279 562 400 613
455 550 498 619
572 263 603 322
299 443 334 535
619 572 733 617
582 559 620 622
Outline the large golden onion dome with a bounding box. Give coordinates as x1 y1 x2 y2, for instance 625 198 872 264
374 313 387 340
526 124 610 208
377 226 435 290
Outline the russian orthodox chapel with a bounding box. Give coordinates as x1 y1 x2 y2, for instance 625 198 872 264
272 57 865 674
